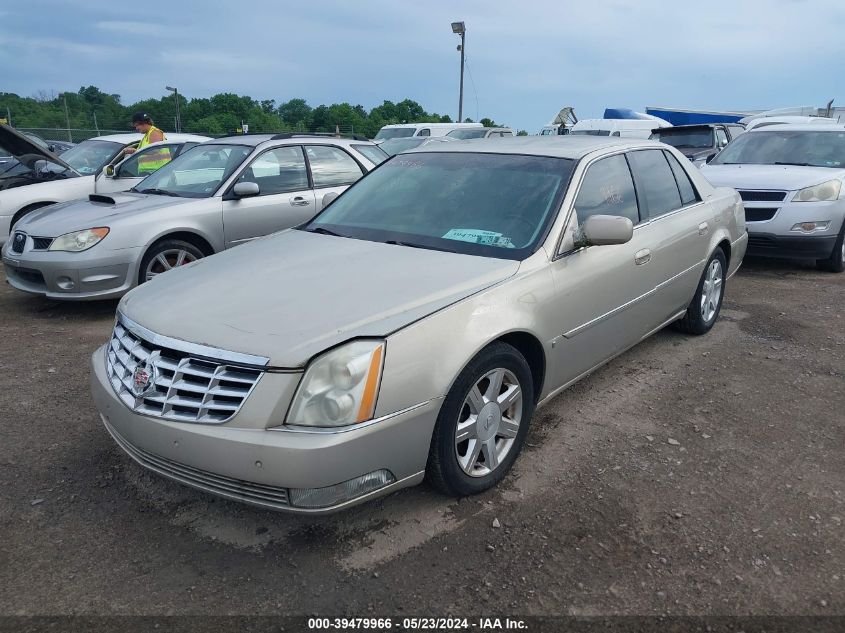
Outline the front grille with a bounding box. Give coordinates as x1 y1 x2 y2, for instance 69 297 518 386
106 320 263 423
738 190 787 202
745 208 778 222
10 231 26 254
105 419 290 508
31 237 53 250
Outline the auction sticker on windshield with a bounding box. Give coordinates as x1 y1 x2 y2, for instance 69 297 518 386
443 229 514 247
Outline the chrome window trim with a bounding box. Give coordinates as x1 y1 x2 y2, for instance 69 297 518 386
117 311 269 368
271 401 431 434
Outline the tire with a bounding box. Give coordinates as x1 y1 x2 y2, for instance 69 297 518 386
426 342 535 497
674 248 727 336
815 223 845 273
138 239 205 285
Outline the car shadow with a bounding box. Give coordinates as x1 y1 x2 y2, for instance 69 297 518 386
9 293 120 321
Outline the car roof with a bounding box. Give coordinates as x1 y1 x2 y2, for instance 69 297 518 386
406 135 661 159
748 124 845 133
207 134 374 147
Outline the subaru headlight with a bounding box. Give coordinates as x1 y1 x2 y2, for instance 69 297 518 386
48 227 109 252
792 180 842 202
286 340 385 427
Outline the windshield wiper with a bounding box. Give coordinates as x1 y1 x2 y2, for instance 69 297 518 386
384 239 457 254
773 161 814 167
306 226 348 237
135 187 180 197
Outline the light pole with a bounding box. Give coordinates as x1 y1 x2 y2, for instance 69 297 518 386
61 93 72 141
451 21 466 123
166 86 180 132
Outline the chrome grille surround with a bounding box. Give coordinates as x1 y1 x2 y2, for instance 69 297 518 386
103 417 290 508
106 312 267 424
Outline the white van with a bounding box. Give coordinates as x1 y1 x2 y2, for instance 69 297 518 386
374 122 484 141
569 118 671 139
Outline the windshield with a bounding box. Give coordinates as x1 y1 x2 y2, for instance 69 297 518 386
379 138 427 156
374 128 416 140
651 128 714 149
302 152 575 260
711 130 845 167
447 129 488 139
61 139 125 175
133 143 253 198
571 130 610 136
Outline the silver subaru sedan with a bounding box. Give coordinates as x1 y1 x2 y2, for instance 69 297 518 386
90 136 747 514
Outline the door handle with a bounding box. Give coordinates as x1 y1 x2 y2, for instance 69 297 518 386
291 196 310 207
698 221 709 235
634 249 651 265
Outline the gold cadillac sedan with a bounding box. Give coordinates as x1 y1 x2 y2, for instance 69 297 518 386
91 136 747 513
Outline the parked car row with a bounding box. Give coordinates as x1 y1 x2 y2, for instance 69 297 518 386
1 117 841 515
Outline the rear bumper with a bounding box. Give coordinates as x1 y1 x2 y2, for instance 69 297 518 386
746 232 837 260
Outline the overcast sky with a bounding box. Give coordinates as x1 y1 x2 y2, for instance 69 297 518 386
2 0 844 131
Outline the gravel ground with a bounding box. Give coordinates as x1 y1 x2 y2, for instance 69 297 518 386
0 257 842 620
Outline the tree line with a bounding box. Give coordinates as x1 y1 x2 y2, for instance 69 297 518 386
0 86 527 138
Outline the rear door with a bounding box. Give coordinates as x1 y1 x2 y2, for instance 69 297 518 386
626 148 713 320
221 145 315 248
304 145 366 212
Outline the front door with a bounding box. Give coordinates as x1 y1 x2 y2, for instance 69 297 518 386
221 145 316 248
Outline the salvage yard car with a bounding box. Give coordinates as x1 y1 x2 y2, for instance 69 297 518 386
89 136 747 513
2 134 384 300
701 124 845 272
650 123 745 167
0 124 207 244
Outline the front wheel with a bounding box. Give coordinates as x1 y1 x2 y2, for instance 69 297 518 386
674 248 727 335
138 239 204 285
816 223 845 273
426 342 535 496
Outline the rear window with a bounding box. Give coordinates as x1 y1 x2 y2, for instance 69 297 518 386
352 144 389 166
374 128 415 140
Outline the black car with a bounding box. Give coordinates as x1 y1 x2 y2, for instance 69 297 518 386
23 133 75 154
650 123 745 166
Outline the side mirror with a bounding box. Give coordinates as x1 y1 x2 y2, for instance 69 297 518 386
322 192 339 207
232 181 260 198
580 215 634 246
105 165 115 178
706 153 716 164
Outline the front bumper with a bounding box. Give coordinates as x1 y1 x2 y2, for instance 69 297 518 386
90 346 438 514
746 232 838 260
744 198 844 260
2 239 142 300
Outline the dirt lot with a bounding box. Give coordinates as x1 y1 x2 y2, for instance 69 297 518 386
0 257 842 621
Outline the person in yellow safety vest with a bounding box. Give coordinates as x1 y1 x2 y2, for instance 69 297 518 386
124 112 170 174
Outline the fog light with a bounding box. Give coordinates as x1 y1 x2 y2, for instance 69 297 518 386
56 276 75 290
791 221 830 233
288 469 396 509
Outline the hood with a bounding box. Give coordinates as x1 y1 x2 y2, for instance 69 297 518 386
121 230 520 367
0 124 76 174
17 192 198 236
700 164 845 191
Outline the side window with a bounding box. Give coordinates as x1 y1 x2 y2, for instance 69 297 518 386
119 144 176 177
237 145 308 195
663 150 699 206
627 150 682 219
727 125 745 139
715 128 729 148
417 129 431 137
305 145 364 188
573 154 640 224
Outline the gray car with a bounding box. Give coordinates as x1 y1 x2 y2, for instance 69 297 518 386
90 136 747 514
2 134 387 299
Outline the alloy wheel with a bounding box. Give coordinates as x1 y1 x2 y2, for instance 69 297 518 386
455 368 523 477
700 258 724 323
144 248 198 282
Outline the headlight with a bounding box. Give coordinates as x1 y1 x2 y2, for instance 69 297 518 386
792 180 842 202
48 227 109 252
286 340 385 427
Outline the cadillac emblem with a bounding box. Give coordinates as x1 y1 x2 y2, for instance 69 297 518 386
131 351 159 397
